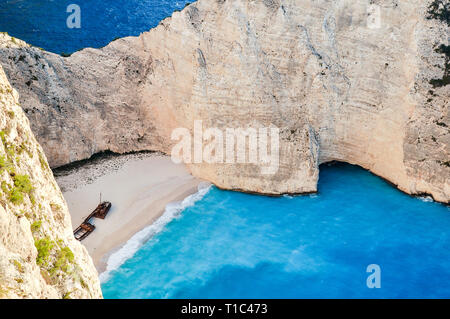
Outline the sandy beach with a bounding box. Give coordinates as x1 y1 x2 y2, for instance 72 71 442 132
54 152 203 274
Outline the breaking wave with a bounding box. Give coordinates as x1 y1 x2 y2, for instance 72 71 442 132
99 182 211 283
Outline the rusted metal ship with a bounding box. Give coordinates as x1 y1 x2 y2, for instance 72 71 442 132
73 201 112 241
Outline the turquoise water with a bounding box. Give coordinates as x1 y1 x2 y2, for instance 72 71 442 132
0 0 192 54
102 163 450 299
2 1 449 299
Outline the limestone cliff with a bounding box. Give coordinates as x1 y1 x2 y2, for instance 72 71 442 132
0 0 448 202
0 65 102 298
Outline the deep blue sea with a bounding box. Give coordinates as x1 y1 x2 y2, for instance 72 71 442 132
1 1 449 299
0 0 192 54
101 163 450 299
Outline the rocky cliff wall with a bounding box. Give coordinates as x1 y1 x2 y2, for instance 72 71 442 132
0 0 448 202
0 65 102 298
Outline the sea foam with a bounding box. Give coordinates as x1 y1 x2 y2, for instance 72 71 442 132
418 196 434 203
99 182 211 283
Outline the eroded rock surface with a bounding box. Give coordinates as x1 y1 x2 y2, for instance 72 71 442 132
0 65 102 299
0 0 448 202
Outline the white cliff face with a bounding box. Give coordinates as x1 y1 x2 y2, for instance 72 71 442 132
0 65 102 299
0 0 448 202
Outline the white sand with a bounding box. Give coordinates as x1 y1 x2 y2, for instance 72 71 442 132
54 153 203 273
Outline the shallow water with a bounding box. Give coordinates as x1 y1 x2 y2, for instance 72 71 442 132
0 0 192 54
101 163 450 299
3 1 449 299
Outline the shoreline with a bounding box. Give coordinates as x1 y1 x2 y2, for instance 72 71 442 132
96 181 205 274
54 152 204 274
99 182 211 282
